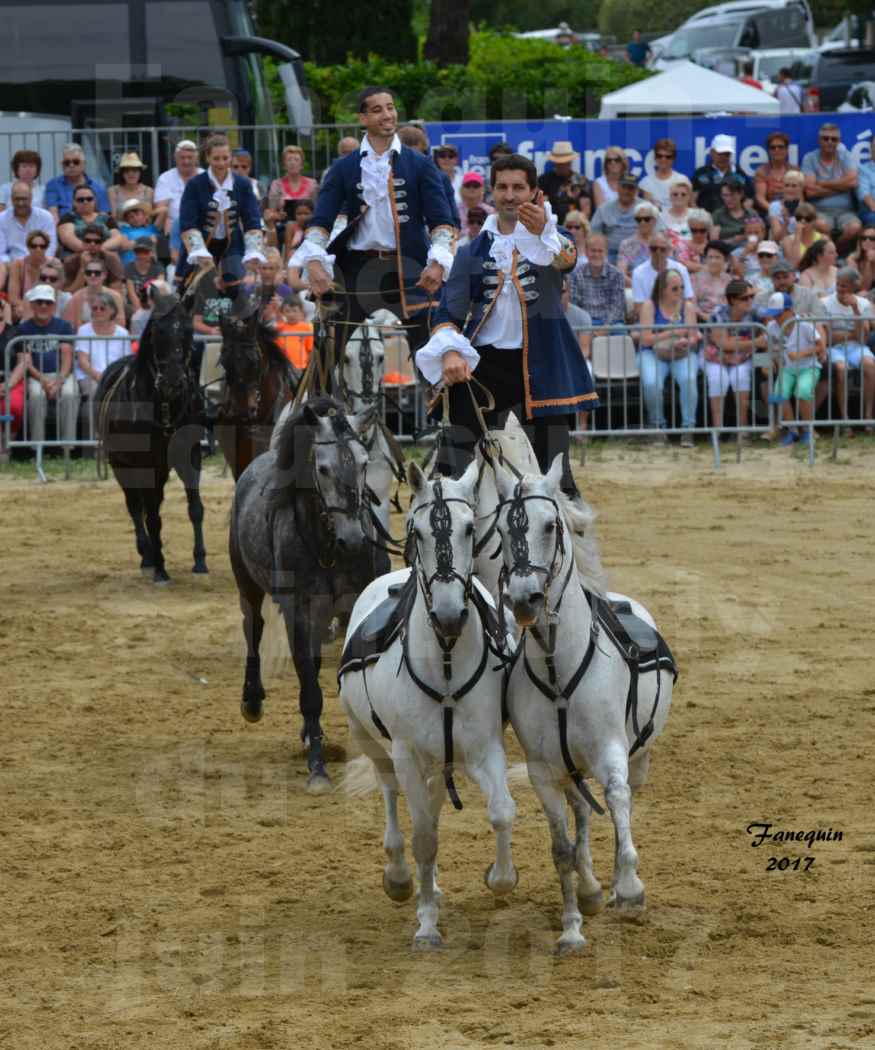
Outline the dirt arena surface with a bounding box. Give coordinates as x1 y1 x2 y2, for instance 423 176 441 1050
3 444 874 1050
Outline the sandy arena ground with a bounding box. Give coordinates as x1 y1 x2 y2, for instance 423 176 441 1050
2 443 874 1050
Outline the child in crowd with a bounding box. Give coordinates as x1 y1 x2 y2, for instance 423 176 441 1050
765 291 826 446
275 293 314 369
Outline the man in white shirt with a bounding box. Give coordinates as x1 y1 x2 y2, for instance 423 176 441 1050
154 140 203 262
416 154 597 495
631 232 693 314
0 182 56 289
292 86 455 354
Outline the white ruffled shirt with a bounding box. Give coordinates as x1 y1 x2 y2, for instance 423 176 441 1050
416 205 563 384
208 170 234 239
349 133 401 252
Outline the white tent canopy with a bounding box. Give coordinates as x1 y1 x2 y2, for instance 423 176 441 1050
599 61 780 118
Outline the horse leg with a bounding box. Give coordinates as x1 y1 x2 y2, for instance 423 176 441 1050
394 744 442 949
143 470 170 584
239 588 266 723
122 486 153 571
468 746 518 897
286 596 330 792
565 787 604 916
348 716 413 902
184 440 208 574
595 748 645 913
529 772 586 954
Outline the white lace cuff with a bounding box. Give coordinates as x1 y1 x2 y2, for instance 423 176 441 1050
427 241 454 283
182 228 211 262
242 229 266 265
515 201 562 265
415 326 480 385
290 236 336 279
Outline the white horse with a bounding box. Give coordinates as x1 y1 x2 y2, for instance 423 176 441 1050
493 454 676 955
338 460 517 949
337 312 406 539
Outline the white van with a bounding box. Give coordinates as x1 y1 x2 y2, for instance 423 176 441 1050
651 0 816 69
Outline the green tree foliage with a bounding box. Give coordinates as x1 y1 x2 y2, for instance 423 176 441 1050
597 0 701 41
469 0 601 33
255 0 417 65
279 30 649 125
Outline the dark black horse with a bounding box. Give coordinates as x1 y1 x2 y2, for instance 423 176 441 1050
214 298 298 480
229 396 382 790
96 284 207 583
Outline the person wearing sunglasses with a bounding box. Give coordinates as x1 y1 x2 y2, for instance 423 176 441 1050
562 210 589 271
63 258 125 330
57 189 123 257
593 147 628 209
754 132 793 215
801 124 861 255
457 205 488 248
74 290 130 401
847 226 875 293
662 177 695 240
44 144 110 223
0 181 57 300
768 169 807 243
692 135 753 215
7 229 57 321
62 223 125 297
639 138 684 211
618 201 660 282
631 231 694 317
433 144 462 199
781 202 821 269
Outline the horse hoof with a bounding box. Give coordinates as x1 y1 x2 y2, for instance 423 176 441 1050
578 889 604 916
192 562 209 575
557 935 587 957
484 863 518 897
383 872 414 902
412 932 443 951
608 890 646 916
306 769 332 795
240 699 263 724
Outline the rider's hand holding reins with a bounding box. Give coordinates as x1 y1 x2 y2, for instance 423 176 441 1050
417 260 444 297
441 350 471 386
307 259 334 298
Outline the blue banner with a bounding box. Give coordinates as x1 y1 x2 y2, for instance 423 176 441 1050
424 112 875 182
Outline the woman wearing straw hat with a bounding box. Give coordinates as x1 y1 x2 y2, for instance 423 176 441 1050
108 152 159 226
538 140 592 223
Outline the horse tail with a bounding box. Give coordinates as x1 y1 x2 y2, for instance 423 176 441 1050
258 599 292 678
338 755 380 798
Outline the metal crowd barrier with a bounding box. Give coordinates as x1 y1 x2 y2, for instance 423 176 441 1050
0 123 361 197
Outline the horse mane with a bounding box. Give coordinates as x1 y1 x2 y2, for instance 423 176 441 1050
258 321 297 383
497 413 607 596
269 394 347 508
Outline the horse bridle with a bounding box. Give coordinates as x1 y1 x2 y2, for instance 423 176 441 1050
409 480 476 634
149 318 195 433
308 412 369 567
497 480 571 622
337 323 379 408
221 327 268 426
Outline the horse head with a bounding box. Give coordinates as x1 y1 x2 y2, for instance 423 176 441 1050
493 454 568 629
143 282 194 407
274 397 371 556
407 459 480 641
339 318 386 415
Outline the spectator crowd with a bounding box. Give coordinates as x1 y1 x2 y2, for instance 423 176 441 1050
3 120 875 457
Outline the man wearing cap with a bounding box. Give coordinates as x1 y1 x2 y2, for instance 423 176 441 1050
15 284 78 447
754 259 822 318
416 153 598 497
125 236 163 313
154 140 204 263
458 171 493 228
292 85 455 353
538 142 590 224
118 199 161 265
801 123 861 254
692 136 753 214
590 173 641 264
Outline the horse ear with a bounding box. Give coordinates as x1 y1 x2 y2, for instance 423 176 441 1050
545 453 565 492
458 459 480 501
407 460 427 496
